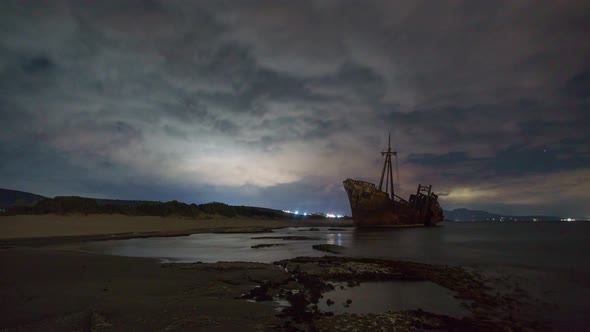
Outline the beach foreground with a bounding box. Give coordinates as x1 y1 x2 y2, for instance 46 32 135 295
1 247 287 331
0 214 296 331
1 249 545 331
0 215 545 331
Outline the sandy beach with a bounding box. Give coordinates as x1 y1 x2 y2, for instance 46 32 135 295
0 214 290 240
0 214 352 246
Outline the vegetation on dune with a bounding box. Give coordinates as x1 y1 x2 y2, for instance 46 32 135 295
2 196 292 219
198 202 236 217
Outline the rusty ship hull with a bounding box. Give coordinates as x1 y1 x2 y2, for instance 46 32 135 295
343 178 444 227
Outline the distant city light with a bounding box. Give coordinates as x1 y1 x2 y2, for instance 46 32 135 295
282 209 344 218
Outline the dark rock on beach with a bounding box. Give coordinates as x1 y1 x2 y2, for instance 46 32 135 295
251 236 316 240
251 243 285 249
312 244 346 254
299 227 320 231
243 256 549 331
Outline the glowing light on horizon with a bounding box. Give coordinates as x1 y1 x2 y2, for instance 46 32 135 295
282 209 344 218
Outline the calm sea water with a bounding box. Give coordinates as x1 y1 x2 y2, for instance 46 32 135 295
64 222 590 330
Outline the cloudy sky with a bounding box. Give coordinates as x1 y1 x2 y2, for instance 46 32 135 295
1 0 589 217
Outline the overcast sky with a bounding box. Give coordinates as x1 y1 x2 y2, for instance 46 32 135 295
1 0 589 217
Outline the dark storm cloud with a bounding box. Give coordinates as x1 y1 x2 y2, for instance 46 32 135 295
22 56 54 73
407 142 590 180
1 0 589 216
308 63 386 102
565 68 590 98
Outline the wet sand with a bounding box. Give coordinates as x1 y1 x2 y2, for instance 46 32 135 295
0 247 287 331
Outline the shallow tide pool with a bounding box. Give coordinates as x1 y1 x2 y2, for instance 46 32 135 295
317 281 470 318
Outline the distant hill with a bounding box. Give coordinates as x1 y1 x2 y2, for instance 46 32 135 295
3 188 560 222
443 208 561 222
0 188 295 219
0 188 47 209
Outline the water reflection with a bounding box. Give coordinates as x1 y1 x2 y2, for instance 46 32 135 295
62 227 355 263
317 281 470 318
325 232 344 246
349 226 446 263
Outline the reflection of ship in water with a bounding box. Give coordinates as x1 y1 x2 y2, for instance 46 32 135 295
343 134 444 227
349 226 445 264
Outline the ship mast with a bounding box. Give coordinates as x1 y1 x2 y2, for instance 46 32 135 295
378 132 398 199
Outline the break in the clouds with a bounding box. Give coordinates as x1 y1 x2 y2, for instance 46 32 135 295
1 0 589 217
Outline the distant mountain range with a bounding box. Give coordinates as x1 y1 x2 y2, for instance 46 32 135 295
443 208 561 222
0 187 564 221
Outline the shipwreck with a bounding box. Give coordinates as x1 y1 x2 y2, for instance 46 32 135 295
343 134 443 227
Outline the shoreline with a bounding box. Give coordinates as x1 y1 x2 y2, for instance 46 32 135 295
0 213 354 246
0 246 547 331
0 215 548 331
0 227 278 247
